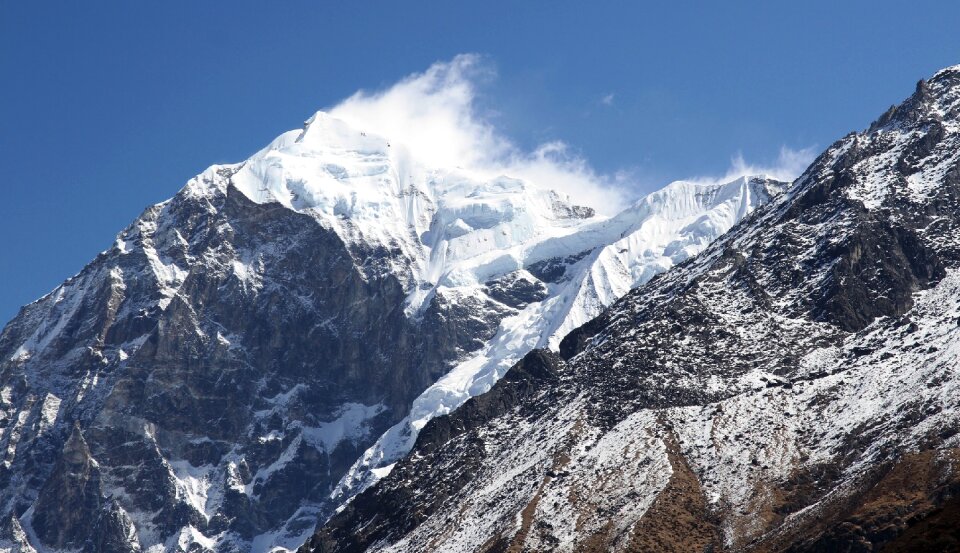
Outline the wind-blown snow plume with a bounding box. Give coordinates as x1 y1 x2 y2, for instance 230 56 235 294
328 54 631 214
690 145 818 185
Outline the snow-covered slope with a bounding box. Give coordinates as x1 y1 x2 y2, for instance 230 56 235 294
0 106 783 553
306 65 960 553
331 175 784 506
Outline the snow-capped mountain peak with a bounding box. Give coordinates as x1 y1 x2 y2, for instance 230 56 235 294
229 110 599 315
0 103 784 553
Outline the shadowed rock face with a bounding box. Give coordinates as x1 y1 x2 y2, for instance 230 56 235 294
32 423 101 549
304 67 960 552
0 174 518 552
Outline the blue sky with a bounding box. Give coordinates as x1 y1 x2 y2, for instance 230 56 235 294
2 1 959 323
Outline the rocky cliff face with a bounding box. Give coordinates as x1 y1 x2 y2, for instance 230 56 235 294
0 166 485 553
0 106 781 552
305 66 960 552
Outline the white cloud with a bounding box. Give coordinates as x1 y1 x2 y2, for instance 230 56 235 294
327 54 631 214
324 54 817 214
689 145 818 185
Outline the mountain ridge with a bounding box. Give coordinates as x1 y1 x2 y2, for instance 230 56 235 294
303 65 960 552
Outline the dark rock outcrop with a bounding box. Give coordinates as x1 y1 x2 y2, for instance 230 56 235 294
31 423 102 550
304 350 565 553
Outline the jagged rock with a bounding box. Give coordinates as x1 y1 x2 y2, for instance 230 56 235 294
89 500 143 553
31 423 102 550
483 271 548 309
0 515 38 553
